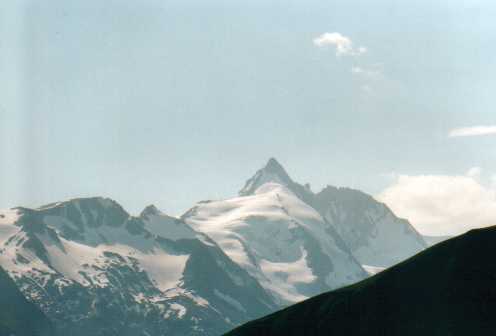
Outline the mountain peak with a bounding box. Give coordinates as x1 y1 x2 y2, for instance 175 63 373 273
140 204 161 218
265 157 284 169
239 158 293 196
263 158 292 178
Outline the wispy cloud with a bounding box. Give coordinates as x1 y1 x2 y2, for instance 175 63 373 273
313 32 366 57
313 32 383 95
449 125 496 137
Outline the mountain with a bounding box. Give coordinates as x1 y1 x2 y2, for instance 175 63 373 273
225 226 496 336
0 198 276 336
240 158 426 267
184 158 425 306
0 266 54 336
183 182 367 306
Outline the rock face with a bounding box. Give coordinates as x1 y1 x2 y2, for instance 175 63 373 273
0 266 54 336
0 198 275 336
225 226 496 336
312 186 427 267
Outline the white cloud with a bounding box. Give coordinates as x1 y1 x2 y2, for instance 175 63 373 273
466 167 482 179
313 32 366 56
449 125 496 137
377 169 496 236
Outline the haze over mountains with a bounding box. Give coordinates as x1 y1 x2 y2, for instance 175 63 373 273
0 158 428 335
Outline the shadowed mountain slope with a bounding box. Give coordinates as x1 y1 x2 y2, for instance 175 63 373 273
0 266 54 336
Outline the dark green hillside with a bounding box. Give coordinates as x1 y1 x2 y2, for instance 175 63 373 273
226 226 496 336
0 267 54 336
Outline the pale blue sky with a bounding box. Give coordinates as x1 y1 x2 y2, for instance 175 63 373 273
1 0 496 217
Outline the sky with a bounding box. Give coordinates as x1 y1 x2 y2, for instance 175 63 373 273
1 0 496 236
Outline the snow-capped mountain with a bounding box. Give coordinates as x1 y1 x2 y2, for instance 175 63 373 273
237 158 426 268
183 158 427 305
0 198 275 336
182 159 374 305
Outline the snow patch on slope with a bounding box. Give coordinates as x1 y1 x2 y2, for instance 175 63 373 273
0 209 20 225
1 218 190 290
259 247 316 302
0 210 21 245
139 252 188 291
166 303 187 319
362 264 386 276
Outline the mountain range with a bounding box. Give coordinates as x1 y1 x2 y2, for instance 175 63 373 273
0 158 427 335
0 198 275 336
